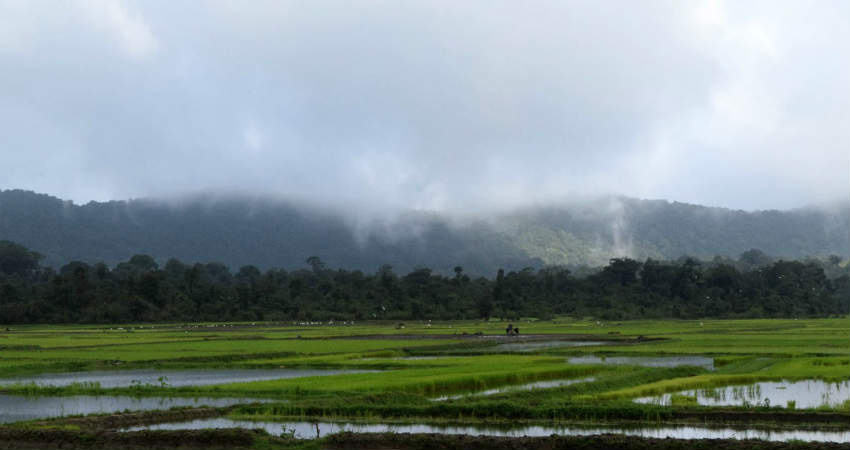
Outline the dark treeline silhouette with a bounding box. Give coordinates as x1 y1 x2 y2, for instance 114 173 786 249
0 241 847 324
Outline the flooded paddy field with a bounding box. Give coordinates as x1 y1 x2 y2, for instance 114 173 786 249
0 317 848 450
0 394 269 424
567 356 715 370
635 380 850 409
492 340 607 352
0 368 374 388
123 417 850 442
433 376 596 400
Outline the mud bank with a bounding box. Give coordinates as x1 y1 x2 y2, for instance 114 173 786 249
27 403 850 434
261 401 849 427
325 432 850 450
40 406 231 430
672 410 850 426
2 429 845 450
0 429 260 450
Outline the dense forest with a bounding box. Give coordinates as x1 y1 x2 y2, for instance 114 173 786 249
1 189 848 274
1 240 847 324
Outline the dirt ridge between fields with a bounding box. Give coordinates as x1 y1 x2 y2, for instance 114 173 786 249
325 432 849 450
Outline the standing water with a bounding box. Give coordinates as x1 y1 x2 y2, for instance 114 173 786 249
0 395 271 424
123 418 850 442
433 377 595 401
635 380 850 409
0 368 375 388
567 356 714 370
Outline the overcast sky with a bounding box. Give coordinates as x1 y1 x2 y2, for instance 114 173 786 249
1 0 847 214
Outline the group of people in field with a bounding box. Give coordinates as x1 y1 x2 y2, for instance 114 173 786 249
505 323 519 335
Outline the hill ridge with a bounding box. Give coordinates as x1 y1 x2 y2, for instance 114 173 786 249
1 189 847 274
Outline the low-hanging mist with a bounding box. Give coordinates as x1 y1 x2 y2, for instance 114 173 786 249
1 190 847 275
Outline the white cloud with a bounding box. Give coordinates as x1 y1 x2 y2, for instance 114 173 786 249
79 0 158 59
0 0 846 212
243 125 263 152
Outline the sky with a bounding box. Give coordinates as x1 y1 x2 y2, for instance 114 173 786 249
1 0 848 215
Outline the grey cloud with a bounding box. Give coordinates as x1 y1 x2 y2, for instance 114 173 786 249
0 0 847 214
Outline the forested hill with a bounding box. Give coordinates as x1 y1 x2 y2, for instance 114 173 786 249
0 189 847 274
0 190 538 274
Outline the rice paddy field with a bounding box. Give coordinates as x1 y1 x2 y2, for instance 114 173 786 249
0 317 848 449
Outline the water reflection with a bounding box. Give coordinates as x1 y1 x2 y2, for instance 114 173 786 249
635 380 850 409
434 377 595 401
0 395 271 424
567 356 714 370
0 369 374 388
124 418 850 442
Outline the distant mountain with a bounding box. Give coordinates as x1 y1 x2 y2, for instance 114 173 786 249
496 198 849 268
1 189 847 275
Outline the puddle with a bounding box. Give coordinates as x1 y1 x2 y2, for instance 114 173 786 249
123 418 850 442
357 356 458 361
0 369 373 388
635 380 850 409
0 395 271 424
434 377 595 401
396 356 460 360
493 341 605 352
567 356 714 370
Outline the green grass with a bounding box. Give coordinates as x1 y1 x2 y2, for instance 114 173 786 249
1 317 847 425
2 338 461 362
199 356 598 396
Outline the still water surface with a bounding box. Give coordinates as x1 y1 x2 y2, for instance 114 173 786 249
434 377 596 401
0 395 271 424
124 418 850 442
0 368 373 388
635 380 850 409
567 356 714 370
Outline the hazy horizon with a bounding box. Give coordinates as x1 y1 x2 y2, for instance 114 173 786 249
3 187 848 217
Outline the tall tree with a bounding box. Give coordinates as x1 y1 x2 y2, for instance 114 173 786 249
0 240 42 278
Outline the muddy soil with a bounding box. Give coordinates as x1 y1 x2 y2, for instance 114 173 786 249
40 406 232 430
27 402 849 433
325 432 849 450
672 410 850 426
0 428 261 450
2 429 844 450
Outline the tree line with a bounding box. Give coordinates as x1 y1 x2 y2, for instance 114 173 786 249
0 240 847 324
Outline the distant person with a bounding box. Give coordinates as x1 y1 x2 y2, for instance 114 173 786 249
506 323 513 335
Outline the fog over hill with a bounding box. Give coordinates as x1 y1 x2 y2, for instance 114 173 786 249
1 2 847 274
1 190 846 275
